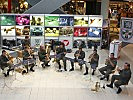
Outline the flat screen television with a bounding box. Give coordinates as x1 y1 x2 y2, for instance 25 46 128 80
89 17 102 27
45 16 59 26
59 27 73 36
30 26 44 36
16 15 30 25
30 15 44 26
59 16 74 26
1 15 15 26
16 26 30 36
74 16 88 27
1 26 16 36
88 27 101 38
45 27 59 37
74 27 87 37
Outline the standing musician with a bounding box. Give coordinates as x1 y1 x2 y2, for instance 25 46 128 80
22 46 35 72
99 53 117 81
38 46 50 68
106 62 132 94
56 43 67 71
69 47 88 75
88 49 99 75
0 50 14 77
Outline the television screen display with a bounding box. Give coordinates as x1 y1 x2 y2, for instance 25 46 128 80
16 26 30 36
2 37 16 48
73 39 86 48
74 27 87 37
88 27 101 38
1 26 15 36
45 16 59 26
30 15 44 26
45 27 59 37
1 15 15 25
16 15 30 25
89 17 103 27
74 16 88 27
59 27 73 36
30 26 44 36
59 16 74 26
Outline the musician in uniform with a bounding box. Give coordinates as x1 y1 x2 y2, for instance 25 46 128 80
38 46 50 68
22 46 35 72
106 62 131 94
88 49 99 75
22 36 30 49
0 50 13 77
56 44 67 71
99 53 117 81
69 47 88 75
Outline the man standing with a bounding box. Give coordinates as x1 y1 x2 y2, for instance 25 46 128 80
88 49 99 75
69 47 88 75
99 53 117 81
56 44 67 71
106 62 131 94
22 36 30 49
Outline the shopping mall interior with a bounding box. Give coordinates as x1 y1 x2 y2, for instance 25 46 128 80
0 0 133 100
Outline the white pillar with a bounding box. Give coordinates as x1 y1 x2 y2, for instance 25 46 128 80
101 0 109 19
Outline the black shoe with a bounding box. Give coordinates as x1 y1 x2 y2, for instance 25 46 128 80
57 69 62 72
92 70 95 75
80 66 82 70
6 71 10 76
100 77 105 80
3 73 7 77
84 72 88 75
22 70 27 75
106 84 113 88
69 68 74 71
30 68 35 72
41 64 45 68
107 76 109 81
64 69 67 71
117 87 122 94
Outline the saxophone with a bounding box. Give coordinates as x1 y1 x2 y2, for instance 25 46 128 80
6 52 14 63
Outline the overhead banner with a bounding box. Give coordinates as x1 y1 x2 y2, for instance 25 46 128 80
59 36 73 49
119 17 133 43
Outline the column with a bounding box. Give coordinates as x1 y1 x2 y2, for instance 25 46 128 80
8 0 11 13
101 0 109 19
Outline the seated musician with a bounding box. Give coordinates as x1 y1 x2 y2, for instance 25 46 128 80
38 46 50 68
56 43 67 71
88 49 99 75
22 36 30 49
69 47 88 75
22 46 35 72
99 53 117 81
106 62 132 94
0 50 14 77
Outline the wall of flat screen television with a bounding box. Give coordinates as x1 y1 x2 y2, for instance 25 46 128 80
0 14 103 49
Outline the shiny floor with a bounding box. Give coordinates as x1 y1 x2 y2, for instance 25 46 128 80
0 49 133 100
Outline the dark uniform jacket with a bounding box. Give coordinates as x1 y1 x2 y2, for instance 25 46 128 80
0 55 10 69
38 50 47 61
90 53 99 66
74 50 85 60
22 50 31 60
119 68 132 84
22 39 30 48
56 47 66 58
106 58 117 70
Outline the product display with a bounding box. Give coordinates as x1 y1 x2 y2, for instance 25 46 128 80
74 27 87 37
45 27 59 37
30 15 44 26
16 15 30 25
1 15 15 26
45 16 59 26
88 27 101 38
89 17 103 27
1 26 16 36
30 26 44 36
59 27 73 36
16 26 30 36
74 16 88 27
59 16 74 26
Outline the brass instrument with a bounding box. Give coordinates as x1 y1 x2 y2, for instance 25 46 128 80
45 43 51 55
91 82 100 92
88 53 95 63
6 52 14 63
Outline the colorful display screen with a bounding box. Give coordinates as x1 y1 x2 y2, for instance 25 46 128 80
89 17 102 27
59 27 73 36
30 26 44 36
16 26 30 36
3 37 16 47
45 16 59 26
88 27 101 38
1 26 16 36
45 27 59 37
30 15 44 26
16 15 30 25
1 15 15 26
74 16 88 27
74 27 87 37
59 16 74 26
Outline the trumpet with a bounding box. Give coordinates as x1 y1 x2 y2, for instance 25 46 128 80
6 52 14 63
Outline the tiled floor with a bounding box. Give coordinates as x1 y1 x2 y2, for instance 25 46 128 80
0 49 133 100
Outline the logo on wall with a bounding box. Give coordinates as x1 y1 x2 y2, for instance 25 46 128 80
63 40 69 46
121 29 133 40
123 21 132 29
35 39 41 46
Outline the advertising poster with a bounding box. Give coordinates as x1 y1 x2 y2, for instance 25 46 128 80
88 27 101 38
16 15 30 25
89 16 103 27
2 37 16 48
45 27 59 37
74 16 88 27
59 36 73 49
59 27 73 36
45 15 59 26
30 15 44 26
59 16 74 26
16 26 30 36
30 26 44 36
1 26 16 36
1 15 15 26
74 27 87 37
31 36 44 47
